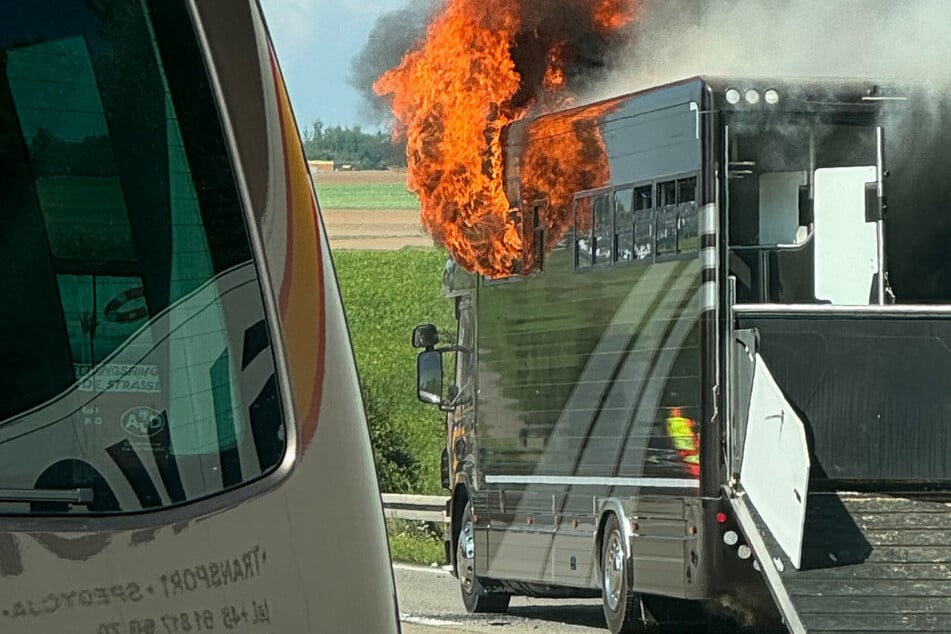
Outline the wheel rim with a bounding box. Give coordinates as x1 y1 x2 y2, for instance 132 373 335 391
603 530 625 611
457 517 476 593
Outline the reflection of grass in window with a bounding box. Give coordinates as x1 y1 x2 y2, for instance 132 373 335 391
35 176 134 262
678 236 700 253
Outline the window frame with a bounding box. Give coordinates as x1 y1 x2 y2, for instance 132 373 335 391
0 0 293 525
571 172 701 271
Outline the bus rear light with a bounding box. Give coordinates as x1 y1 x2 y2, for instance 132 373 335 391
723 530 739 546
725 88 741 104
764 89 780 105
744 89 761 105
737 544 752 560
716 512 728 524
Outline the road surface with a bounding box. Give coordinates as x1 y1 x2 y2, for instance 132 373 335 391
394 563 608 634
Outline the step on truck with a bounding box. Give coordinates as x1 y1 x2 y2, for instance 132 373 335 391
413 76 951 632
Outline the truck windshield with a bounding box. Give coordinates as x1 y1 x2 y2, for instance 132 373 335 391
0 0 285 513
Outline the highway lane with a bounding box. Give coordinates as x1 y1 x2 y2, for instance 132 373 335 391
394 563 786 633
394 563 608 634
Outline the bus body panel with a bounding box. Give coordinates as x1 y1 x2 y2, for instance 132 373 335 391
454 80 715 599
428 74 951 629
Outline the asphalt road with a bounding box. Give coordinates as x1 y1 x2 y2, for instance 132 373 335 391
394 563 608 634
394 564 788 634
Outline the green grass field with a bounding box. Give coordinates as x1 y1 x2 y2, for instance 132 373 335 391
316 183 420 210
387 520 446 566
333 248 455 495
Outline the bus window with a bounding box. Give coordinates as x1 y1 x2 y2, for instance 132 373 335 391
677 177 699 253
593 193 613 265
575 196 593 268
634 184 653 261
614 188 634 263
659 180 678 206
677 177 697 204
0 3 284 513
656 180 678 256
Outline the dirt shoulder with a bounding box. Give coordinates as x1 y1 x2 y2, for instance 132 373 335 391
313 168 408 186
321 208 433 250
313 170 434 250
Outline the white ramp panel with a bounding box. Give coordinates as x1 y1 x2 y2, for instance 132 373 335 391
813 166 879 305
740 353 811 569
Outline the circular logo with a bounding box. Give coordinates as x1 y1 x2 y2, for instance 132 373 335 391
121 406 166 438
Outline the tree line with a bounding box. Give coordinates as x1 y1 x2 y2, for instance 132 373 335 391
301 120 406 170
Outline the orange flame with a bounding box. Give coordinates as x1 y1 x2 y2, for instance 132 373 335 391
515 98 622 273
375 0 635 278
593 0 638 31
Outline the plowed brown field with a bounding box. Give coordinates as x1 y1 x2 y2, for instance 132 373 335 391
314 169 432 250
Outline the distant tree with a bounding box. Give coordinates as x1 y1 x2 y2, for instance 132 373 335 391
302 119 406 170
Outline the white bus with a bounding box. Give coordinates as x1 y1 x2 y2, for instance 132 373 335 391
0 1 398 632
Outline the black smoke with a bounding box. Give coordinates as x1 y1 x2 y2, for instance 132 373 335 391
350 0 637 122
349 0 438 123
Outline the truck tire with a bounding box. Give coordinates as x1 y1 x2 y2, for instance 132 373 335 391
457 501 510 613
601 514 642 633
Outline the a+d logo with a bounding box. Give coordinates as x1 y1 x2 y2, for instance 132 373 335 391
122 406 166 438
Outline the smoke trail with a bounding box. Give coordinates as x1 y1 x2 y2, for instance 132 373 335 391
349 0 439 122
353 0 637 124
591 0 951 100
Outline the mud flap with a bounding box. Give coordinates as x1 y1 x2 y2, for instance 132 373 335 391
740 353 811 569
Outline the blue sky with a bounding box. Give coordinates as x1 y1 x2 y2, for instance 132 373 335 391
259 0 411 131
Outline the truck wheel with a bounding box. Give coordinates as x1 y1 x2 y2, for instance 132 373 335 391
601 514 642 633
457 501 510 613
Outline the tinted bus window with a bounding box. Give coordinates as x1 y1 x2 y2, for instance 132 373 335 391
633 184 653 261
575 196 593 268
614 188 634 263
0 1 284 514
593 193 612 265
677 177 699 253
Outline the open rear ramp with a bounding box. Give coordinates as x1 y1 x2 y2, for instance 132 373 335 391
728 313 951 633
732 489 951 633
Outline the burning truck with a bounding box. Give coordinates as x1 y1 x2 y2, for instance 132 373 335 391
413 75 951 633
379 1 951 632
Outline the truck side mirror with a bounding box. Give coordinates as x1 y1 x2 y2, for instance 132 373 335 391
417 350 444 405
412 324 439 349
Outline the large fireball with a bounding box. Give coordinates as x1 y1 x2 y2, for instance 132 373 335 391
375 0 636 278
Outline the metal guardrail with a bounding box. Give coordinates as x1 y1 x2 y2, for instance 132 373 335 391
382 493 449 523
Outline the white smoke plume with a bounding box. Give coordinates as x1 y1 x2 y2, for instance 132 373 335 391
589 0 951 100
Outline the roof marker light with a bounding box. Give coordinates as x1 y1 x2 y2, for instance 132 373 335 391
764 89 780 105
725 88 741 105
744 89 761 105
